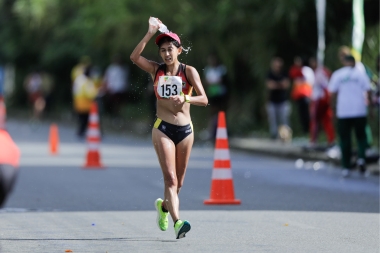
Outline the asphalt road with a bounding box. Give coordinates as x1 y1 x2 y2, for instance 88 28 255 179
1 119 379 253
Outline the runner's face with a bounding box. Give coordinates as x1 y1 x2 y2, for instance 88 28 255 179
159 41 181 65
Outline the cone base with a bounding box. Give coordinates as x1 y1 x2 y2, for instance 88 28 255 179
204 199 241 205
83 151 103 169
82 164 104 169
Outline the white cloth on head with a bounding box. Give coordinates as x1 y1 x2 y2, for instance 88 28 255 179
328 66 371 118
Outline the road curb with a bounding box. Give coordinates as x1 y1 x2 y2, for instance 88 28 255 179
230 137 379 175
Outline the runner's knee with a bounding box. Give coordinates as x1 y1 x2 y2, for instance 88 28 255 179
177 179 184 189
164 173 178 188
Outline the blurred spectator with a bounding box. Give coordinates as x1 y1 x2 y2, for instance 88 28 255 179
204 54 228 139
266 57 290 139
338 46 374 148
338 46 368 74
103 55 129 117
289 56 303 81
72 65 98 139
40 71 54 114
328 55 372 177
376 55 380 107
290 57 313 134
24 68 46 120
90 66 105 135
309 57 335 147
0 129 20 207
71 56 91 83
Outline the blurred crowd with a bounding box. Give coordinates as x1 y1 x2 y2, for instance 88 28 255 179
70 53 231 141
21 46 379 177
71 55 130 139
265 46 379 176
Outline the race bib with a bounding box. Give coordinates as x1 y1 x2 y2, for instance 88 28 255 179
157 76 182 98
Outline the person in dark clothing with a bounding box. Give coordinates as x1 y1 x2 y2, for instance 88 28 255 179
266 57 291 139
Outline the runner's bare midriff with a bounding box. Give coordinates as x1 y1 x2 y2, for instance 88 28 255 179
156 99 191 126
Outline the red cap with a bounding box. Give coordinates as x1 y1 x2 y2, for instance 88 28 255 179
155 32 181 46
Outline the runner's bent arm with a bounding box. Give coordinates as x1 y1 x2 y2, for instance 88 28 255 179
130 21 160 76
184 66 208 106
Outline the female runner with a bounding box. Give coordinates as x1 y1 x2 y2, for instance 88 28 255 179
130 18 208 239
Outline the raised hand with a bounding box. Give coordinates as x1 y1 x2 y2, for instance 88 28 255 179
148 17 161 34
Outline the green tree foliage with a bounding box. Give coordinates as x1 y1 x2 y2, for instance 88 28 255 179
1 0 379 133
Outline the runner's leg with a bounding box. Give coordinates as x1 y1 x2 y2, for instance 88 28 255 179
152 128 180 222
175 132 194 195
266 102 277 138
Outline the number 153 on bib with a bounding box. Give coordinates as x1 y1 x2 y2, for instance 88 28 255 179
157 76 183 98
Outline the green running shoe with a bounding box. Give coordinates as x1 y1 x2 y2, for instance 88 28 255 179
154 198 168 231
174 219 191 239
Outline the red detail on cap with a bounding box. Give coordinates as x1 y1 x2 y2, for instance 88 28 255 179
155 32 181 45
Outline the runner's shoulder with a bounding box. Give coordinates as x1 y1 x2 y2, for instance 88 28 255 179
184 65 200 77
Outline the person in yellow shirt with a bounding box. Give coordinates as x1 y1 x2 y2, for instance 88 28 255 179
71 56 91 84
72 65 98 138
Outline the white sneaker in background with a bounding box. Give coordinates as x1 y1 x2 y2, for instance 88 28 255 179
327 145 341 159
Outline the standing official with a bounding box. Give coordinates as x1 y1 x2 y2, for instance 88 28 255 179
329 55 372 177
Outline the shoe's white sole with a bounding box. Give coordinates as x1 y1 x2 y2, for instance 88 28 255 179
175 221 191 239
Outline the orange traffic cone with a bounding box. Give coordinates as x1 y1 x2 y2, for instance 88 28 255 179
0 96 6 130
204 111 241 205
0 129 20 168
83 102 103 169
49 123 59 155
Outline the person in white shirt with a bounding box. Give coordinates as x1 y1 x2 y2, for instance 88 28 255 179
338 46 374 148
203 54 228 140
103 56 129 116
329 55 372 177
